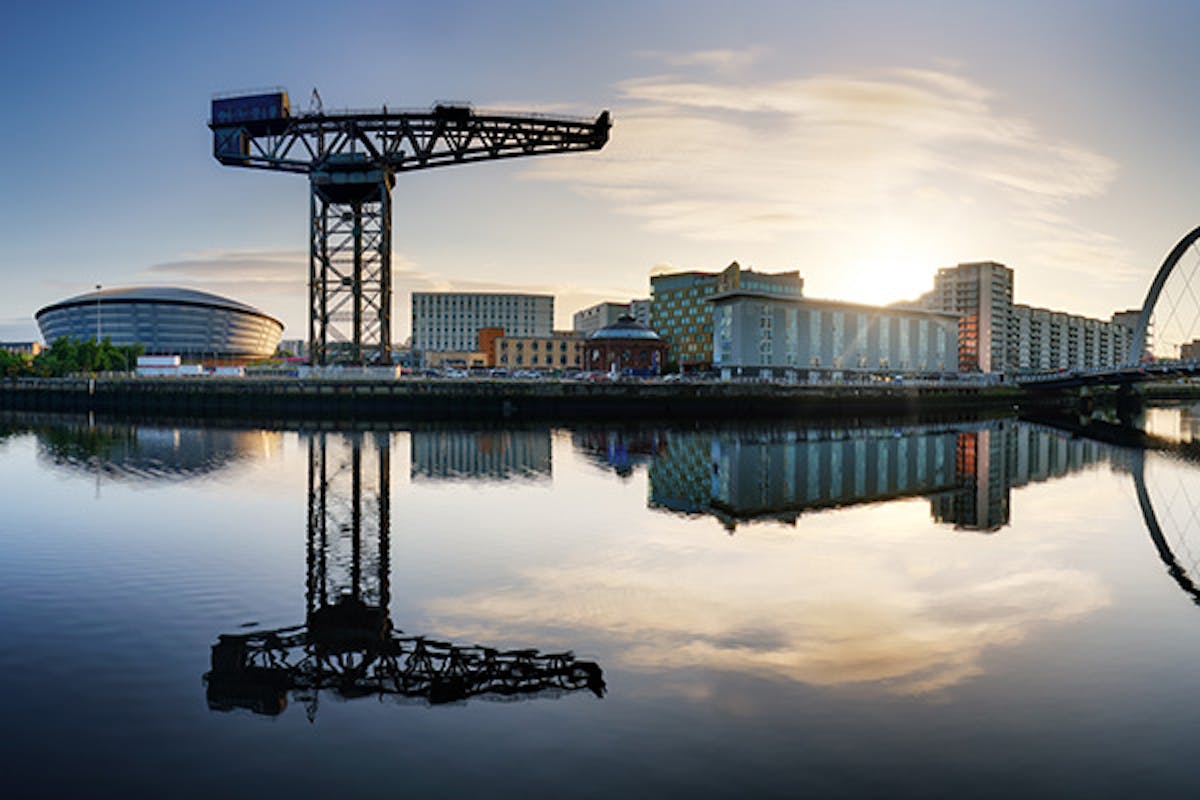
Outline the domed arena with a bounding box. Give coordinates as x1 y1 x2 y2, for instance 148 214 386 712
35 286 284 360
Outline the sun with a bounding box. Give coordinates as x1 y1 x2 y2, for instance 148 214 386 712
837 241 944 307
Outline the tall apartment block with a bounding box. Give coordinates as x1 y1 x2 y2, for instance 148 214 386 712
651 261 803 369
920 262 1013 373
918 262 1136 373
411 292 553 355
1009 305 1135 371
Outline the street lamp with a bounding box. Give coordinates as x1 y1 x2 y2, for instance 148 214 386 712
95 284 102 344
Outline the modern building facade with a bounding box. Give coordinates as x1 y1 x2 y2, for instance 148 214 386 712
584 315 668 376
711 293 959 378
918 262 1013 373
651 262 803 370
495 331 584 371
411 292 553 357
0 341 43 357
574 302 629 336
1112 309 1145 362
35 286 283 360
629 299 652 329
1008 305 1134 372
573 299 652 336
916 262 1137 373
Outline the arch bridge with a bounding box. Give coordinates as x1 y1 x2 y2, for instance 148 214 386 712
1018 225 1200 389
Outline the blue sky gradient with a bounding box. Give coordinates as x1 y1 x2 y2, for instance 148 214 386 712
3 0 1199 340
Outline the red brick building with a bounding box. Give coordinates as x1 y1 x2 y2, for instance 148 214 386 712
584 315 668 376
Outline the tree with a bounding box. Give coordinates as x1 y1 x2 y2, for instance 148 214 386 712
30 337 143 377
0 349 32 377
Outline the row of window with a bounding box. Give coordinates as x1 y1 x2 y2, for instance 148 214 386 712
498 340 578 351
497 354 582 366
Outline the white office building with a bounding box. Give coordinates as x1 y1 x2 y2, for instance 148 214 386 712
412 292 553 355
573 299 652 336
712 292 960 379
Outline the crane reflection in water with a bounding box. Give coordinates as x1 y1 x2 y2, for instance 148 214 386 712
8 410 1200 704
203 430 604 719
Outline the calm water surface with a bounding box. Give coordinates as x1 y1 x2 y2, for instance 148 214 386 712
3 409 1200 798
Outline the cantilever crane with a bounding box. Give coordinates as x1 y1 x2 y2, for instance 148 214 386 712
209 90 611 365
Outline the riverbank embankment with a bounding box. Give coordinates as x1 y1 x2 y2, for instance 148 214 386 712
0 376 1086 423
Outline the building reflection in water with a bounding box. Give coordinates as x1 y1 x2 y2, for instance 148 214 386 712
1143 401 1200 444
574 421 1122 533
206 431 604 719
931 424 1117 531
571 430 664 479
0 412 280 483
411 428 552 482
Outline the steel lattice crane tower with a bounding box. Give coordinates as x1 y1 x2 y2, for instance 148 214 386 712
209 89 611 365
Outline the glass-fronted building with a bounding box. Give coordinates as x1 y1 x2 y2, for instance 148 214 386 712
35 286 283 360
711 292 960 379
651 262 803 370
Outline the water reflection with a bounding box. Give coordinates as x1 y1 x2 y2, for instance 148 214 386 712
0 411 279 483
411 428 552 481
7 409 1200 703
206 431 604 719
1030 404 1200 607
576 421 1121 533
571 430 663 478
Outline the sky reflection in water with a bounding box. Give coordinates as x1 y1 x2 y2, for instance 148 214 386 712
2 410 1200 797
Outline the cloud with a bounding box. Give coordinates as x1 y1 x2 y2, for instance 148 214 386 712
638 47 768 73
143 248 426 336
526 63 1130 303
141 249 638 338
426 502 1109 695
533 68 1116 241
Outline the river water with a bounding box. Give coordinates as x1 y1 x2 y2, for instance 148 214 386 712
3 408 1200 798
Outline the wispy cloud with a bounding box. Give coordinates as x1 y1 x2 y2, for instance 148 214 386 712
145 248 307 287
427 501 1109 695
142 249 637 338
533 67 1116 241
527 62 1132 308
638 46 768 73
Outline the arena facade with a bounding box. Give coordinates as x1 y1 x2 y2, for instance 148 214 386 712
35 286 284 360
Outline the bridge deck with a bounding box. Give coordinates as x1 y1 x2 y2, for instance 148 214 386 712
1016 360 1200 390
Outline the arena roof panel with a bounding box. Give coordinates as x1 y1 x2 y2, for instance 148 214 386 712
36 286 279 325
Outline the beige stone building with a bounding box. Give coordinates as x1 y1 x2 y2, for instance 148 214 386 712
495 331 584 371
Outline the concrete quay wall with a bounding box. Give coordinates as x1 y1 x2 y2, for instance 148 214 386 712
0 377 1054 422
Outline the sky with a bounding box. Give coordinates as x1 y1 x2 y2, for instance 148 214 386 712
3 0 1200 342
